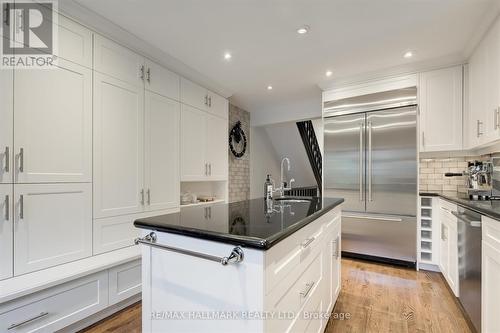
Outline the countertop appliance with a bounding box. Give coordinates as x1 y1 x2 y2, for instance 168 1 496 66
446 160 493 200
324 88 417 265
453 206 482 332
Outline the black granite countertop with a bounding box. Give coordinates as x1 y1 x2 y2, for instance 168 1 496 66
134 197 344 250
420 191 500 220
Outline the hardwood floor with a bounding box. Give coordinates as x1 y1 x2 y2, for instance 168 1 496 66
80 258 471 333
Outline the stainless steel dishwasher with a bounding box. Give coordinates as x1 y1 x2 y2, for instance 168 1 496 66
454 206 482 332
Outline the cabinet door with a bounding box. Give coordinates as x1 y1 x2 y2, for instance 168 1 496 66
181 78 208 111
324 220 341 315
468 39 488 148
447 220 459 296
419 66 463 152
483 241 500 333
14 183 92 275
93 72 145 218
94 34 144 86
207 92 228 119
439 220 449 277
14 59 92 183
206 114 228 180
0 64 13 183
145 91 180 211
483 19 500 144
180 105 207 180
145 60 180 101
0 184 13 280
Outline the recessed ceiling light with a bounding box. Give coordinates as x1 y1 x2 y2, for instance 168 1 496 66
224 52 232 60
325 70 333 77
267 85 273 90
297 25 310 34
404 51 413 59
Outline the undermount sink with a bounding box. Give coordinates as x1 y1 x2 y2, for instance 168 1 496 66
273 197 311 203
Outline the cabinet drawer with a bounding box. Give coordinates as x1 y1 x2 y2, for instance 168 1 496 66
109 260 141 305
266 252 323 333
93 215 140 255
439 199 458 215
483 216 500 249
0 272 108 332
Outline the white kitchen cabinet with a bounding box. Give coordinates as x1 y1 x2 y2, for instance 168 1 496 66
482 216 500 333
0 271 108 333
467 16 500 149
14 59 92 183
206 113 228 180
419 66 463 152
324 215 341 315
181 105 228 181
180 78 228 119
93 72 145 219
438 202 459 296
207 92 229 119
145 91 180 211
0 184 13 280
145 60 180 101
181 105 207 180
181 78 210 111
108 260 142 305
0 65 13 184
94 34 144 86
52 15 93 68
13 183 92 275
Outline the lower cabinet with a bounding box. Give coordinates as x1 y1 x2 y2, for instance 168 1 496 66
324 214 341 314
0 184 13 280
14 183 92 275
482 216 500 332
109 260 142 305
438 201 459 297
0 271 109 333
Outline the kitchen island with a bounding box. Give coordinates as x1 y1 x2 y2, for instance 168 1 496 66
134 197 343 333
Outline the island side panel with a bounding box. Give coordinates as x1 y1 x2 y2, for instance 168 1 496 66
141 231 265 333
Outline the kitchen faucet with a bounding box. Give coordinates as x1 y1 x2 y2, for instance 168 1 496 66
277 157 295 197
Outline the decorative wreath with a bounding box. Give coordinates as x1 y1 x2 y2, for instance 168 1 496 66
229 121 247 158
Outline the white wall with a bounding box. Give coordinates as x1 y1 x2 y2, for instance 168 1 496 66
250 126 281 199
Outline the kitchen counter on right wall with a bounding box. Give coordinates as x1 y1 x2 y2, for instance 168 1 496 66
420 191 500 221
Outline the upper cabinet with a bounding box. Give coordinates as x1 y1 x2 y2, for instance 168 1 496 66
145 60 180 101
0 67 13 184
467 16 500 149
418 66 463 152
14 59 92 183
181 78 228 119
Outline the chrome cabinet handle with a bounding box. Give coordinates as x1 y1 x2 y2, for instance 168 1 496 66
209 163 212 176
208 206 212 219
359 123 364 202
19 194 23 219
8 312 49 330
205 163 208 176
147 189 151 205
18 148 24 172
4 146 9 172
140 189 144 205
300 281 315 298
336 235 340 259
146 68 151 83
477 120 483 137
204 207 208 219
422 132 425 147
140 65 145 80
4 195 9 221
302 237 315 248
368 121 373 202
441 224 447 241
204 95 208 106
208 96 212 107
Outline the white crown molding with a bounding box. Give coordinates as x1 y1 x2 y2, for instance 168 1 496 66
58 0 233 99
462 8 500 59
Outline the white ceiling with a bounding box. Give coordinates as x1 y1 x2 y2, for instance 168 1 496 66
73 0 499 124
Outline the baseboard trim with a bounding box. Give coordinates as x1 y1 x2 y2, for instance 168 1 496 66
341 251 417 268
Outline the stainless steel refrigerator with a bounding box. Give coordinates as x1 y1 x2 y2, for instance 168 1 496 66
324 88 418 265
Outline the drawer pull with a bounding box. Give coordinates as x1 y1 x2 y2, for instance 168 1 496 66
302 237 315 248
300 281 315 298
8 312 49 330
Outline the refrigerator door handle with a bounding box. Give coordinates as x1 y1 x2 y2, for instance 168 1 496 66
359 123 364 202
368 121 373 202
342 213 404 222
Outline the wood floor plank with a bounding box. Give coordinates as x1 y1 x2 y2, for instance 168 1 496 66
80 258 472 333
